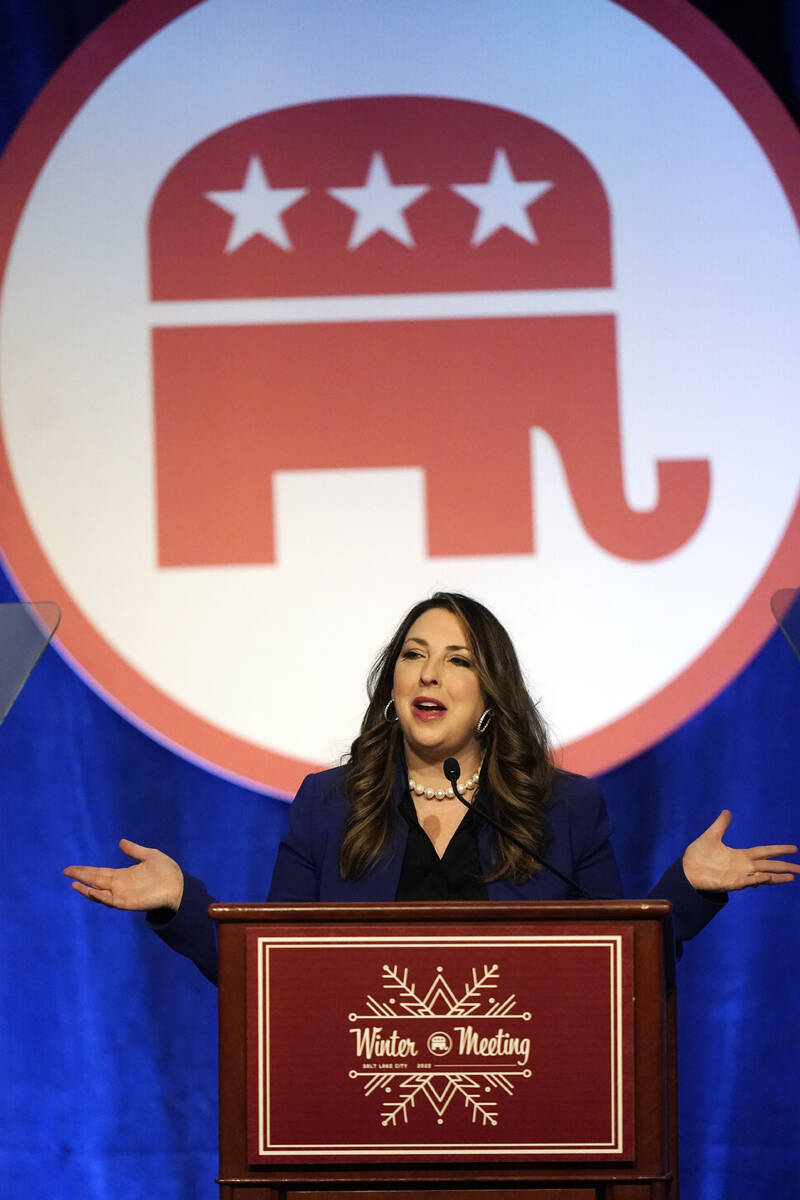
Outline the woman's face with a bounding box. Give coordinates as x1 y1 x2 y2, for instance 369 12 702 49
392 607 485 769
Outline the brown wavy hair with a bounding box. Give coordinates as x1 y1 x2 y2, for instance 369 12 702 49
339 592 554 882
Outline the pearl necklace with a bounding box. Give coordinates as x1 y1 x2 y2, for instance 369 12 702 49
408 771 480 801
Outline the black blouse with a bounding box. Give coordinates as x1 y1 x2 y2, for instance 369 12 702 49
395 787 488 900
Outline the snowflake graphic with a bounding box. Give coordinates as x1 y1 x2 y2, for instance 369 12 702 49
348 964 532 1127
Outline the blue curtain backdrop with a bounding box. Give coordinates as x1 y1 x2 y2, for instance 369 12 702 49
1 3 799 1198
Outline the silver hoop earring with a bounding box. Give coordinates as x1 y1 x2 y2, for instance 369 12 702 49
476 708 493 736
384 698 399 723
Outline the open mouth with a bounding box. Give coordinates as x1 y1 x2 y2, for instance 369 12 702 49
412 698 447 719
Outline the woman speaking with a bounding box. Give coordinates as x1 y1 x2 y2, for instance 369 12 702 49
64 592 799 984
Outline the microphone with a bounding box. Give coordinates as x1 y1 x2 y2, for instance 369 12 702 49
443 757 596 900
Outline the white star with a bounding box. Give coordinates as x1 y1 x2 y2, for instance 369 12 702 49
451 149 552 246
328 152 429 249
205 156 307 252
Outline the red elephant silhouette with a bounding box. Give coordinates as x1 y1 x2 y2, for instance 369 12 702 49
149 97 708 565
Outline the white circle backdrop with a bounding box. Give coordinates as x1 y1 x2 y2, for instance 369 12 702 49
0 0 798 791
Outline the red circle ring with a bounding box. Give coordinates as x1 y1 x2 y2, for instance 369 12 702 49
0 0 798 793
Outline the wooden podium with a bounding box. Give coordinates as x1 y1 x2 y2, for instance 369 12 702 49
211 901 678 1200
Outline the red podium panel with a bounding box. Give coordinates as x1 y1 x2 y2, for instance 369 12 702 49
213 901 677 1199
246 923 634 1163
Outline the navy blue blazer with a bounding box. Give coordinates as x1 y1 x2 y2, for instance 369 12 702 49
152 764 724 985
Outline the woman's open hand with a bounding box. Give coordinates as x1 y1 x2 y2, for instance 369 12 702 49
683 810 800 892
63 839 184 912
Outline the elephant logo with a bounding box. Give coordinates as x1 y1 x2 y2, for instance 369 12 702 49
149 96 709 568
428 1032 453 1056
1 2 797 790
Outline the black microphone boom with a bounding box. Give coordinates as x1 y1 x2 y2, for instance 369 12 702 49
443 757 596 901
